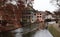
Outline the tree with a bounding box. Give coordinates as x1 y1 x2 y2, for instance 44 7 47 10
51 0 60 7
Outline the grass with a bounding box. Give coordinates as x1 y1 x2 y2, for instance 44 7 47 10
48 25 60 37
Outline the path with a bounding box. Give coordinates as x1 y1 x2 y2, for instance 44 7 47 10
33 29 53 37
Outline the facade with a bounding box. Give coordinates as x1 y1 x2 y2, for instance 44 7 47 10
21 7 36 24
34 11 47 29
45 11 55 19
35 11 46 22
45 11 56 24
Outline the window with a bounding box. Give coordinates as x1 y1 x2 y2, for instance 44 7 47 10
40 14 41 15
34 14 35 15
32 20 33 21
37 16 39 18
40 21 43 22
29 16 30 17
32 16 33 18
40 16 41 17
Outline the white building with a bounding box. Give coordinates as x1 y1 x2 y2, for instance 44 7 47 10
31 12 37 23
45 11 56 24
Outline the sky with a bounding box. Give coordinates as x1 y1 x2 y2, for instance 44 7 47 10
33 0 58 12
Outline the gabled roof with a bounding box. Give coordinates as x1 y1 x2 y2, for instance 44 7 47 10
45 11 52 14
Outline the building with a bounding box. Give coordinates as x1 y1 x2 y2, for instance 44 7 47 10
45 11 56 24
21 7 36 24
34 11 50 29
35 11 46 22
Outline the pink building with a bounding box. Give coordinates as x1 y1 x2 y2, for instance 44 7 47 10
35 11 47 29
35 11 45 22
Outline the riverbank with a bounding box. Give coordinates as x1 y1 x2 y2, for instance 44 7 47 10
48 25 60 37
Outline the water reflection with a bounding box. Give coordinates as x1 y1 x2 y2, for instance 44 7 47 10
0 31 13 37
0 28 23 37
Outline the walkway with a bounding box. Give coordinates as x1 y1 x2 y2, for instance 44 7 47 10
33 29 53 37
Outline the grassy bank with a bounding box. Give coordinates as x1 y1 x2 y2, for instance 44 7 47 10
48 25 60 37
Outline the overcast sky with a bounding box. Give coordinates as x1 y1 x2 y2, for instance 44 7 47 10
33 0 58 12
